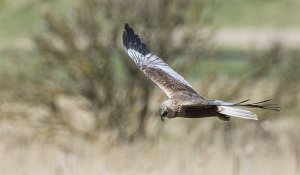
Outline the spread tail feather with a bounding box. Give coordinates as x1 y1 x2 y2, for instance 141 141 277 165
210 99 280 111
218 106 258 120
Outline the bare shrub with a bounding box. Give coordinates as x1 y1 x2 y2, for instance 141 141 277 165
200 42 299 114
34 0 214 140
248 42 300 115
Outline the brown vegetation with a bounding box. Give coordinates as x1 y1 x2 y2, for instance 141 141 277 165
33 0 213 139
0 0 300 174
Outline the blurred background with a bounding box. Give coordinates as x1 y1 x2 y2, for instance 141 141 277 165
0 0 300 174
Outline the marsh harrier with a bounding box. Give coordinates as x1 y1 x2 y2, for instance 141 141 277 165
122 23 279 121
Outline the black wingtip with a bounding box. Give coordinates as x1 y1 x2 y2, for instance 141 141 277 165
123 24 129 49
124 23 129 30
122 23 150 56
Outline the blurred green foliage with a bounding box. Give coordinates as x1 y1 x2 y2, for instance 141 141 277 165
33 0 213 140
214 0 300 27
0 0 299 142
0 3 300 174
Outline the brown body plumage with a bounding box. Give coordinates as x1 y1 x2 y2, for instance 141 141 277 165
122 23 280 122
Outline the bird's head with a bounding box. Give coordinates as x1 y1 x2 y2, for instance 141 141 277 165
159 100 175 122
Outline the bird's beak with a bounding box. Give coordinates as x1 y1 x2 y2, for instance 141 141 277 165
161 116 165 122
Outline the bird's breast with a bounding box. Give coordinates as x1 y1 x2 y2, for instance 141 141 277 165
179 106 218 118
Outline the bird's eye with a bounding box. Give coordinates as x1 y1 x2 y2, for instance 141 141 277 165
162 111 168 117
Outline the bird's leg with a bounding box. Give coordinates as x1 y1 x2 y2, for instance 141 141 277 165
217 115 231 121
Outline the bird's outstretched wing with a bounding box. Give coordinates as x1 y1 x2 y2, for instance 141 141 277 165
122 23 203 99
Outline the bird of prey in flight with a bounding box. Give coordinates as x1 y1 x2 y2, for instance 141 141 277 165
122 23 280 122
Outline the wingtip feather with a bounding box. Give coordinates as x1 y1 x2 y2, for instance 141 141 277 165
122 23 150 56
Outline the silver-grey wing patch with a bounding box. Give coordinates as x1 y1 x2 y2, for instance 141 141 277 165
122 23 201 98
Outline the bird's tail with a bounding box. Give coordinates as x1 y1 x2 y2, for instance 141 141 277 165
210 99 280 120
217 106 258 120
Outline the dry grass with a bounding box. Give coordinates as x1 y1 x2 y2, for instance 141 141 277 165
0 115 299 175
1 1 300 174
0 78 299 175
